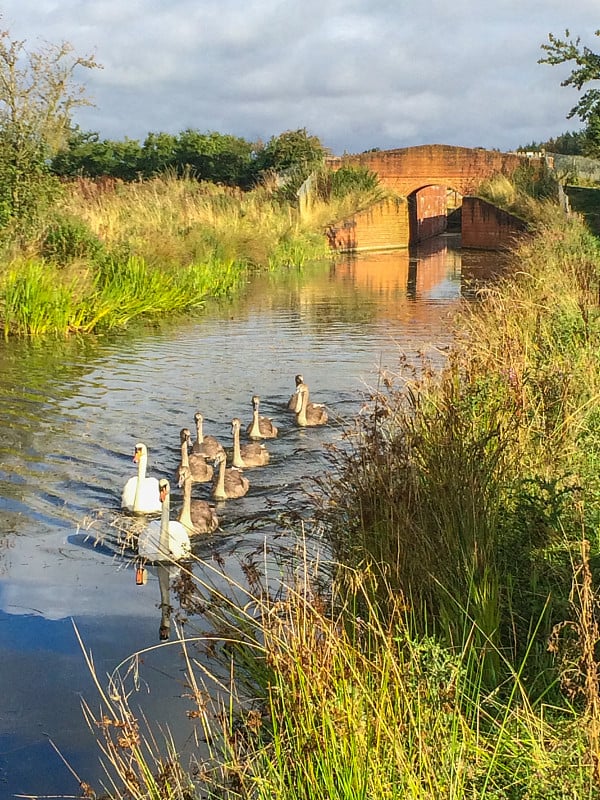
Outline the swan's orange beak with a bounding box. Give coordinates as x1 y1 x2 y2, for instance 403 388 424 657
159 484 168 501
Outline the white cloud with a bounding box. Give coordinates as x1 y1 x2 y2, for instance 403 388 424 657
0 0 596 153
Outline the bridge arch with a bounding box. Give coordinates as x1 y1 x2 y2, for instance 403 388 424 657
331 144 536 198
325 144 546 250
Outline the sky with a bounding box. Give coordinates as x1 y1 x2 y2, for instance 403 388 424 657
1 0 598 157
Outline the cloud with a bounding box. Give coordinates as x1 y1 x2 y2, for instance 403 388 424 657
0 0 596 153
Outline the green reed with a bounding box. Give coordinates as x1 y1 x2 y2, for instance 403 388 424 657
0 173 334 337
1 259 78 337
0 252 253 336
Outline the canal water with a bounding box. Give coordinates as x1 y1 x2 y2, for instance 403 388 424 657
0 234 497 797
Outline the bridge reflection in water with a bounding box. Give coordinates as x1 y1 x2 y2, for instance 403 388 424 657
330 232 506 317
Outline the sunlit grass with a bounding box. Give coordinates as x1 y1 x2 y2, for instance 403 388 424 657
0 173 337 337
75 548 596 800
313 204 600 693
61 174 330 270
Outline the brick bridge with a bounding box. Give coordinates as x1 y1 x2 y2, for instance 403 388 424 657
320 144 546 251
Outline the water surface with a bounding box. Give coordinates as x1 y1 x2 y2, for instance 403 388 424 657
0 235 493 796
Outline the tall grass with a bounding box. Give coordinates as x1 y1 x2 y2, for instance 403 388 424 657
0 173 333 337
61 174 329 271
314 202 600 692
2 259 81 337
78 551 597 800
0 254 251 337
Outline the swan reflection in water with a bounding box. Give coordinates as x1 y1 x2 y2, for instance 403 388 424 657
157 562 175 641
135 562 180 641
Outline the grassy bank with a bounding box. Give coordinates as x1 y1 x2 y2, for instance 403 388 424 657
0 175 334 337
319 202 600 675
73 201 600 800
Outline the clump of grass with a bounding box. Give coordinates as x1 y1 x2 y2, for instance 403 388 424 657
0 252 252 337
1 259 81 337
477 164 559 220
550 539 600 782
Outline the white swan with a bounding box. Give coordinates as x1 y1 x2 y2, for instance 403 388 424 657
138 478 191 562
178 465 219 534
211 451 250 501
231 417 270 468
192 412 225 459
121 443 162 515
295 384 328 427
246 394 278 439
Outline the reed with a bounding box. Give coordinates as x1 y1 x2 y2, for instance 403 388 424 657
1 259 80 337
0 253 252 336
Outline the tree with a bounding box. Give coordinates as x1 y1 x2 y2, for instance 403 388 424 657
51 129 143 180
0 23 101 224
517 130 587 155
539 29 600 158
254 128 327 174
140 131 178 177
173 128 255 186
253 128 329 200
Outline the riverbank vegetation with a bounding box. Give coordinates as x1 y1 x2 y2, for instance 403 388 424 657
0 163 389 337
0 176 323 337
77 201 600 800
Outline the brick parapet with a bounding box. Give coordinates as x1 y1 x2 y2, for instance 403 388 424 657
330 144 539 196
461 196 528 249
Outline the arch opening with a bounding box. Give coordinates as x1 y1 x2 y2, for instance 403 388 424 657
407 184 464 244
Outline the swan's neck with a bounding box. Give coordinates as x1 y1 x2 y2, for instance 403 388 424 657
296 390 308 425
248 408 261 438
133 453 148 509
181 438 190 467
159 491 171 556
179 476 193 530
292 388 302 413
195 418 204 445
232 425 244 467
215 458 226 497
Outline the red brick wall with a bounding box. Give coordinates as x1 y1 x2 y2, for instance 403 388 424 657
332 144 536 196
461 196 528 249
326 197 409 252
326 187 452 252
410 185 447 243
